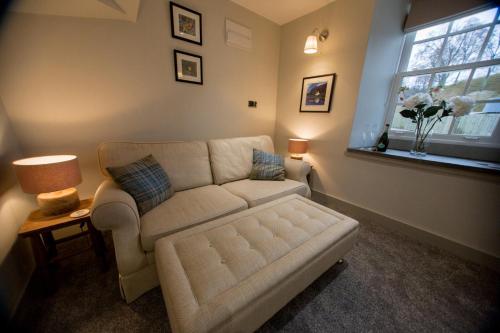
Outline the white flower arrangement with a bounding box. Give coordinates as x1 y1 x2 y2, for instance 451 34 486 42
403 92 433 109
448 96 474 117
399 87 475 155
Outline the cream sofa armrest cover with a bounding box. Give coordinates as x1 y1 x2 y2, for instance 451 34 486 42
284 158 311 196
91 179 139 230
284 158 311 183
91 180 148 276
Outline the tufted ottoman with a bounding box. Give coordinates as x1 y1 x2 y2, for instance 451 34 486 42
155 194 359 333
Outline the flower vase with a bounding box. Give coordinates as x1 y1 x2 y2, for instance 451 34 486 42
410 129 432 157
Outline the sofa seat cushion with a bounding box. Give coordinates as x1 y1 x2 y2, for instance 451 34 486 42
221 178 308 207
140 185 248 251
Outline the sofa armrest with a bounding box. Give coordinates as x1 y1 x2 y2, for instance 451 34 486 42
284 158 311 183
91 180 139 230
284 158 312 197
91 180 147 276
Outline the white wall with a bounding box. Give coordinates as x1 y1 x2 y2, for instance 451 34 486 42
0 0 281 197
0 0 280 318
0 98 36 320
274 0 500 258
349 0 408 148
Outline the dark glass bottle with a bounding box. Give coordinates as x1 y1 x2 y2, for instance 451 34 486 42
376 124 390 152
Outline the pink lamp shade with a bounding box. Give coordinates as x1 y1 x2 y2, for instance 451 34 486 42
288 139 309 154
12 155 82 194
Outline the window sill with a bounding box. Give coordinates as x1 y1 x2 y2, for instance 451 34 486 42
347 148 500 175
388 137 500 163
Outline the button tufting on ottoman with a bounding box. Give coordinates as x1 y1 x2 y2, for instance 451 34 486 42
155 194 359 333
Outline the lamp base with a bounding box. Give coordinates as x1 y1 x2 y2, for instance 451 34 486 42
290 155 304 160
37 188 80 216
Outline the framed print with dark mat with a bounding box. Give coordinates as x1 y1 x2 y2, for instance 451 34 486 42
170 2 202 45
174 50 203 85
300 73 336 112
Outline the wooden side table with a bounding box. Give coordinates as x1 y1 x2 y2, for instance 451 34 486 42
18 198 107 292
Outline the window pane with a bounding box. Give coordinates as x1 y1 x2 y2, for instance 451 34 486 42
415 22 449 41
467 65 500 100
390 105 453 135
441 28 489 66
399 74 431 100
407 38 444 70
450 8 497 33
393 75 432 132
432 69 471 99
390 105 416 132
451 103 500 136
431 116 454 134
481 24 500 60
391 7 500 144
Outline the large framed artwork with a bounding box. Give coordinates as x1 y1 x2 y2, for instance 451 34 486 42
299 73 336 112
170 2 202 45
174 50 203 85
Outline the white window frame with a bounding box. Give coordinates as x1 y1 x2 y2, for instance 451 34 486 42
385 6 500 149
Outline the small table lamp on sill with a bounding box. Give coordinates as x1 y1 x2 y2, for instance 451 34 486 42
288 138 309 160
13 155 82 216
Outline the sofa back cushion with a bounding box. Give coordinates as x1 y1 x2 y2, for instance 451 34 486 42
208 135 274 185
98 141 213 191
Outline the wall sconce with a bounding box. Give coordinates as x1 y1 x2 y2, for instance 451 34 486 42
304 28 329 54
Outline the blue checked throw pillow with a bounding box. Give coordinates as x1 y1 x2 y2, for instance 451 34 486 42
249 149 285 181
106 155 174 216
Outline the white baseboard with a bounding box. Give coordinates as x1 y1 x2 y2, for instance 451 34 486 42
311 190 500 273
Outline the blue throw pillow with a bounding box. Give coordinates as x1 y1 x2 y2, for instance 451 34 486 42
249 149 285 181
106 155 174 216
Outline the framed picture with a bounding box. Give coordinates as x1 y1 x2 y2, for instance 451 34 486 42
299 73 336 112
170 2 202 45
174 50 203 85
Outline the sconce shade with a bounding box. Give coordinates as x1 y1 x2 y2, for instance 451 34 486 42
13 155 82 194
288 139 309 154
304 35 318 54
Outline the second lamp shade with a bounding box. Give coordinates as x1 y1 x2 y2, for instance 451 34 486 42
288 139 309 154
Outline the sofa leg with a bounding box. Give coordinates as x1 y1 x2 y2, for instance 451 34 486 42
337 258 344 264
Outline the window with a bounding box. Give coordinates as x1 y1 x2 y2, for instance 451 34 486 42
387 7 500 149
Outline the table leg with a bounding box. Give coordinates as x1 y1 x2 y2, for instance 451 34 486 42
29 234 55 293
87 220 108 271
41 231 57 258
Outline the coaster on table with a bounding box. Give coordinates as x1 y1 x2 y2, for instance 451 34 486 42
70 209 90 218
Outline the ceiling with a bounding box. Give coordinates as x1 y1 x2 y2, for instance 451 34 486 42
9 0 141 22
230 0 335 25
9 0 334 25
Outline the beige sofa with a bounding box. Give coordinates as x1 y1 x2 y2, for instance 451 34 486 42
91 136 311 303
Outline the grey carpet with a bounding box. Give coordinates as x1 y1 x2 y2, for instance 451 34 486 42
9 216 500 332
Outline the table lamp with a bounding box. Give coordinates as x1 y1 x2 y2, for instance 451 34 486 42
288 138 309 160
13 155 82 216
